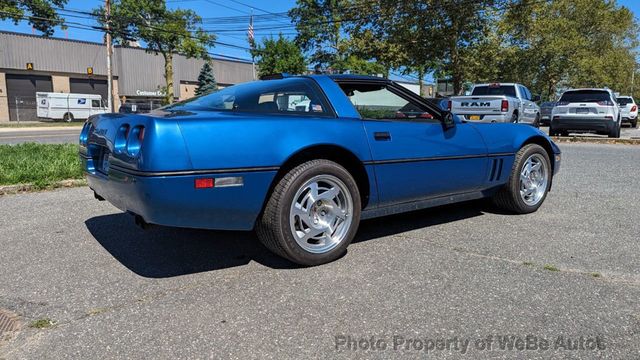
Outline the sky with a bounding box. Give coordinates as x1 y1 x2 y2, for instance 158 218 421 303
1 0 639 83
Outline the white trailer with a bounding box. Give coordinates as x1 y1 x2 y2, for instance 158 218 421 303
36 92 108 122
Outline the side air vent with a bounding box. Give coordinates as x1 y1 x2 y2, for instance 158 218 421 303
489 158 504 182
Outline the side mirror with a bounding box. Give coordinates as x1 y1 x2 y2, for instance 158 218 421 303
442 111 456 130
532 95 541 102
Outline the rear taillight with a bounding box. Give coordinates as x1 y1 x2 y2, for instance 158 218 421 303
126 125 145 157
447 100 452 111
419 112 434 119
79 122 92 146
597 100 614 106
114 124 130 153
501 100 509 112
631 105 637 112
394 111 407 118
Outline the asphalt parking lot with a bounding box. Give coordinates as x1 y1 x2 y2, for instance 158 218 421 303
0 142 639 359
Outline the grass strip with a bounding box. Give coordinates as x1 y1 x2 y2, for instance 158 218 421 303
0 143 83 189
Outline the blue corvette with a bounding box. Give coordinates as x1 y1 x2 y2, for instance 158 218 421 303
80 74 561 266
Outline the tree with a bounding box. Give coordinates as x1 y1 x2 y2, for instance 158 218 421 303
0 0 68 36
96 0 215 104
290 0 347 68
195 62 217 96
498 0 639 99
346 0 503 94
250 35 306 77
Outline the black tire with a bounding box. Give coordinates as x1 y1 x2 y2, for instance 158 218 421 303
511 112 519 123
533 114 541 128
632 119 638 128
608 121 620 138
492 144 552 214
256 159 361 266
63 113 74 123
548 126 557 137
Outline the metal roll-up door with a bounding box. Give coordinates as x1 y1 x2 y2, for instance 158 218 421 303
6 74 53 122
70 78 108 101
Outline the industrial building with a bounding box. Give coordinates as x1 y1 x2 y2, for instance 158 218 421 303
0 31 254 122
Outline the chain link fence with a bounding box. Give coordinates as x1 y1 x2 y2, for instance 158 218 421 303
10 96 38 123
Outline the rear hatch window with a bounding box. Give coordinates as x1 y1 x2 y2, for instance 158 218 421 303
617 97 634 106
471 85 516 97
559 90 611 104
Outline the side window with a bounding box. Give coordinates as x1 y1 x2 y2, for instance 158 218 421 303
524 87 532 101
177 78 333 116
518 85 529 100
339 83 434 121
91 100 101 108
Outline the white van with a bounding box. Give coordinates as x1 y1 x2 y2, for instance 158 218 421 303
37 92 108 122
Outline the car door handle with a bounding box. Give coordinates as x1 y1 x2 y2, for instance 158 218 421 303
374 131 391 141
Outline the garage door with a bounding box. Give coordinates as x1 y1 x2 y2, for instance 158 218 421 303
70 78 108 100
6 74 53 122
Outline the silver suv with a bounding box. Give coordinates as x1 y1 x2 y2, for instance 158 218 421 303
550 88 621 138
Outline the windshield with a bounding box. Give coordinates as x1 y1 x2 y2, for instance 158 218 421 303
165 78 332 116
617 97 634 106
559 90 611 103
471 85 516 97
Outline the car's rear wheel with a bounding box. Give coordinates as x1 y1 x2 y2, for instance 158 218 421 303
511 112 519 123
63 112 74 123
533 114 541 128
256 159 361 266
632 119 638 128
608 121 621 138
492 144 551 214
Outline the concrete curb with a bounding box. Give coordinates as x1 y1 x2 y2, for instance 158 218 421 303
0 126 83 133
0 179 87 196
550 136 640 145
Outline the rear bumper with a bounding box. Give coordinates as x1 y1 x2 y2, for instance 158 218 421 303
82 157 277 231
550 117 616 132
461 113 510 123
622 115 637 123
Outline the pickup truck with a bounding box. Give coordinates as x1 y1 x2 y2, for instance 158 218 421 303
449 83 541 126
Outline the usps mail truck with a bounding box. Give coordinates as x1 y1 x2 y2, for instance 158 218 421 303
37 92 108 122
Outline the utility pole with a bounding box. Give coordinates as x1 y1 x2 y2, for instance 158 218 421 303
105 0 114 112
631 66 635 95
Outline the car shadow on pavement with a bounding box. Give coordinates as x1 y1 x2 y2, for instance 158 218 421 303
85 200 489 278
85 214 299 278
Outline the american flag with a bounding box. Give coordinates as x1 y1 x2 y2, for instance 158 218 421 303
247 15 255 47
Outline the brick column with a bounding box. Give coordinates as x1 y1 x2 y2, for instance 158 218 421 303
0 72 9 123
52 75 70 93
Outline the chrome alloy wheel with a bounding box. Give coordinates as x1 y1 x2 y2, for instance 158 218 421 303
519 153 548 206
289 175 354 254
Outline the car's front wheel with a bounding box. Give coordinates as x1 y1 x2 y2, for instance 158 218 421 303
256 159 361 266
492 144 552 214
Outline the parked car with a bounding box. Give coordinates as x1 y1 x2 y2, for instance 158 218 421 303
550 88 621 138
80 74 561 266
616 96 637 128
36 92 107 122
449 83 541 126
539 101 556 126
